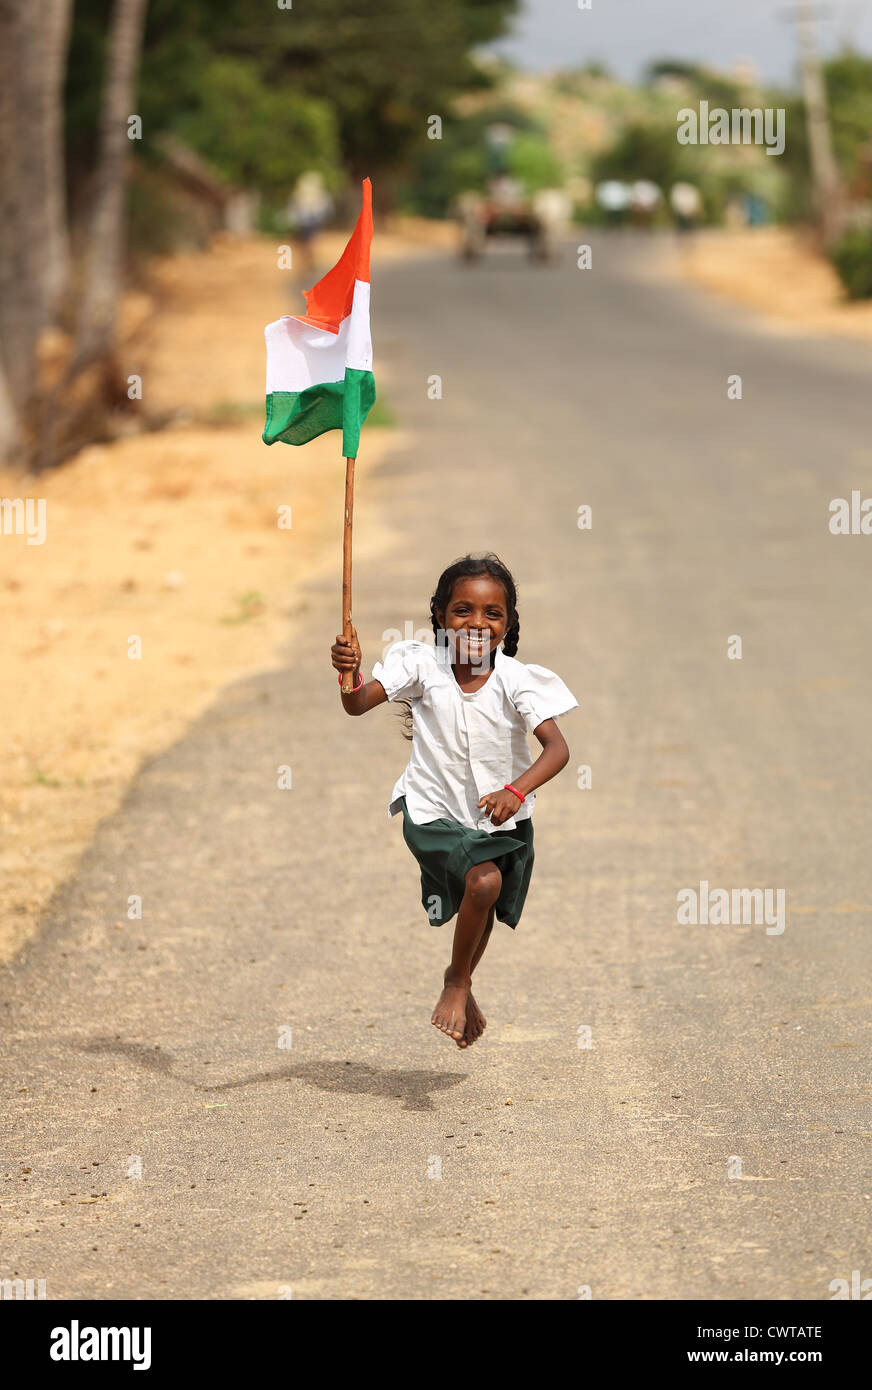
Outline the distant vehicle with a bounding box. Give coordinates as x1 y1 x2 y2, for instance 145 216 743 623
456 178 570 263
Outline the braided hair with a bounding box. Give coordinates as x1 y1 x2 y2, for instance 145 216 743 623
396 553 519 739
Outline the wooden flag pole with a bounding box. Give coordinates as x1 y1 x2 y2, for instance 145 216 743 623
340 455 356 693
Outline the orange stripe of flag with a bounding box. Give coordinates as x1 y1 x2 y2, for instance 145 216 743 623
295 178 372 334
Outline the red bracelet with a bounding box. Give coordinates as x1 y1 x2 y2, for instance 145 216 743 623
504 782 525 803
339 670 363 692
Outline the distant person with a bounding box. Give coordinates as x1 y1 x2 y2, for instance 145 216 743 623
744 193 768 227
596 180 631 229
629 179 663 231
286 170 333 272
489 174 525 212
670 181 702 234
331 553 578 1049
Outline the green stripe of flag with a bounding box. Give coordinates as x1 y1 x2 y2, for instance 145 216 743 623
262 367 376 459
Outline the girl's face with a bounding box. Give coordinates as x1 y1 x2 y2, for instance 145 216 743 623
436 575 511 665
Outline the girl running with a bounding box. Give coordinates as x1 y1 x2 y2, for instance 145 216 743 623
331 553 578 1049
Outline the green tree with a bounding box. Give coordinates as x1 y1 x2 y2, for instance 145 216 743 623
591 120 689 190
779 52 872 222
67 0 518 215
397 106 541 217
645 59 743 111
825 52 872 188
508 134 563 192
172 57 339 201
259 0 519 194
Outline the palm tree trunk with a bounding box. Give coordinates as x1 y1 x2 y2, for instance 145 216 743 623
0 357 19 461
44 0 74 316
0 0 72 460
74 0 149 366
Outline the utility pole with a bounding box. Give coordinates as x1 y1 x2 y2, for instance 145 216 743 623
791 1 842 244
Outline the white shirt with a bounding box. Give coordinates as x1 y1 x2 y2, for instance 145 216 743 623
371 639 578 833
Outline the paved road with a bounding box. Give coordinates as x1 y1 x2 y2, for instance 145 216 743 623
3 234 871 1300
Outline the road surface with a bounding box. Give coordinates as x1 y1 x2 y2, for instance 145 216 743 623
2 234 871 1300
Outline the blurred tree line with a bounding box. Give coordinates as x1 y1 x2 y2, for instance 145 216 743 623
399 51 872 237
74 0 518 220
0 0 518 468
587 55 872 234
588 55 872 295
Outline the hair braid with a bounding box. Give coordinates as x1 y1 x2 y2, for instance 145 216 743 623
502 610 519 657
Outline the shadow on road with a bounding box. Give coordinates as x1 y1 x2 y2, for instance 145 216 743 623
81 1039 463 1112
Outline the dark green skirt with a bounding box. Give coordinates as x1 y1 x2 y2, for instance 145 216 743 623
399 795 534 929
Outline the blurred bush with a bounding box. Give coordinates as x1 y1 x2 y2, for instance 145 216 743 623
507 134 564 193
830 226 872 299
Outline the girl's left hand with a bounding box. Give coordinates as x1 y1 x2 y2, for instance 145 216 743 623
478 788 523 826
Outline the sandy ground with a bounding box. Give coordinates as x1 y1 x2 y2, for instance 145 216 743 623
0 228 429 963
672 226 872 339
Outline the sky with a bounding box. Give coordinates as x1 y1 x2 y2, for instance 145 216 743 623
490 0 872 86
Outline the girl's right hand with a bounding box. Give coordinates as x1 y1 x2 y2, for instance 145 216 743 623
331 624 362 676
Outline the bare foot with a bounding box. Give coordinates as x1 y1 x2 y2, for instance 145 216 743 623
431 972 470 1044
461 992 487 1047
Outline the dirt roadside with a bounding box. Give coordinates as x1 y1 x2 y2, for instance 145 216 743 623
671 226 872 339
0 227 432 963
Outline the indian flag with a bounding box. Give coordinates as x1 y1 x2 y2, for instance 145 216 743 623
263 178 375 459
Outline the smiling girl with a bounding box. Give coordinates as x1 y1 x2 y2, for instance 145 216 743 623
331 553 578 1049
